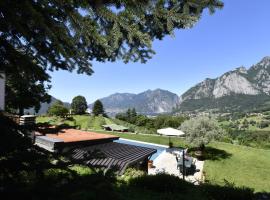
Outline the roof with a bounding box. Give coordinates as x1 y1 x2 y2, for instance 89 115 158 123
70 142 157 175
38 128 119 143
102 124 128 131
157 127 185 136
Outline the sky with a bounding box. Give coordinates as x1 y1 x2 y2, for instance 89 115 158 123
49 0 270 103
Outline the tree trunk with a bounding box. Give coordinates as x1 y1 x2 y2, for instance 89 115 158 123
19 107 24 116
199 143 205 151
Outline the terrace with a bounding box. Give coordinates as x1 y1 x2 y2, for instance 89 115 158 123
35 127 156 174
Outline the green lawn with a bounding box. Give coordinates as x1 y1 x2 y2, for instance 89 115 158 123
204 142 270 192
101 131 186 147
102 132 270 192
36 116 270 192
220 114 270 131
36 115 113 130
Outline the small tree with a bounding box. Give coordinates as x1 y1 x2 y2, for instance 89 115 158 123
92 100 105 116
71 96 88 115
131 108 137 118
48 101 69 117
180 116 224 151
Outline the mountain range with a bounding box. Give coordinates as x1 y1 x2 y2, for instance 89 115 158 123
89 89 179 115
34 56 270 115
177 56 270 113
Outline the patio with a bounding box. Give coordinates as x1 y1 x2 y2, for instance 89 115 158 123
148 150 204 184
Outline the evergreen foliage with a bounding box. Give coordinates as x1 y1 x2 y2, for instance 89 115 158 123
71 96 88 115
0 0 223 74
5 63 51 115
92 100 105 116
0 0 223 112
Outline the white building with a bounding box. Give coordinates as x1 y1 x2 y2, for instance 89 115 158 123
0 73 5 111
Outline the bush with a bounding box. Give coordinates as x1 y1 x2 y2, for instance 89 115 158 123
120 168 145 183
129 173 190 193
202 182 254 200
249 120 256 126
257 120 270 129
227 130 270 149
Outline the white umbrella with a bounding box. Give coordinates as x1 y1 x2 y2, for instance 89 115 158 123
157 127 185 136
157 127 185 145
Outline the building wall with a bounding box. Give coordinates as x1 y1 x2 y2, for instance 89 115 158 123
0 73 5 111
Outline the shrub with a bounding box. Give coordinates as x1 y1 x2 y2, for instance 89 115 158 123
129 173 190 193
257 120 270 129
202 182 254 200
120 168 145 183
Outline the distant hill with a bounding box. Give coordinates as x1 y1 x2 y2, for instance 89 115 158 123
176 56 270 113
89 89 179 115
25 96 70 115
30 56 270 115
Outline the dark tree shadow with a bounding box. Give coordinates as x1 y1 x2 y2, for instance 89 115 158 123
188 147 232 161
35 122 78 135
125 173 264 200
204 147 232 161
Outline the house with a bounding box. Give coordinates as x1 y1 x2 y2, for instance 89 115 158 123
0 73 5 111
102 124 129 132
35 128 156 174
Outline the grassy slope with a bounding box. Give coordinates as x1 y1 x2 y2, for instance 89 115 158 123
204 142 270 192
104 132 270 192
105 132 186 147
37 115 114 130
36 116 270 192
220 114 270 131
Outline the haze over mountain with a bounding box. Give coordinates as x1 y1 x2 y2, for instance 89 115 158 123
89 89 179 115
177 56 270 112
34 56 270 115
26 97 70 115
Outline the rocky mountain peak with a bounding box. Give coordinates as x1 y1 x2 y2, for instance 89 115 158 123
177 56 270 113
89 89 179 115
235 66 247 74
180 56 270 101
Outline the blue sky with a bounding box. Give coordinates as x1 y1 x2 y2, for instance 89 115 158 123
49 0 270 103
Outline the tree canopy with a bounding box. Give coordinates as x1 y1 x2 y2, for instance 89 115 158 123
48 100 69 117
5 62 51 115
0 0 223 113
180 116 224 149
92 100 105 116
71 96 88 115
116 109 187 129
0 0 223 73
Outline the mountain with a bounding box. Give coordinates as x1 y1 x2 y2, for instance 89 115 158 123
177 56 270 113
25 96 70 115
89 89 179 115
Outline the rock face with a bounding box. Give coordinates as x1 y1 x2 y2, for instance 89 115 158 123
89 89 179 115
212 69 260 98
178 56 270 112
